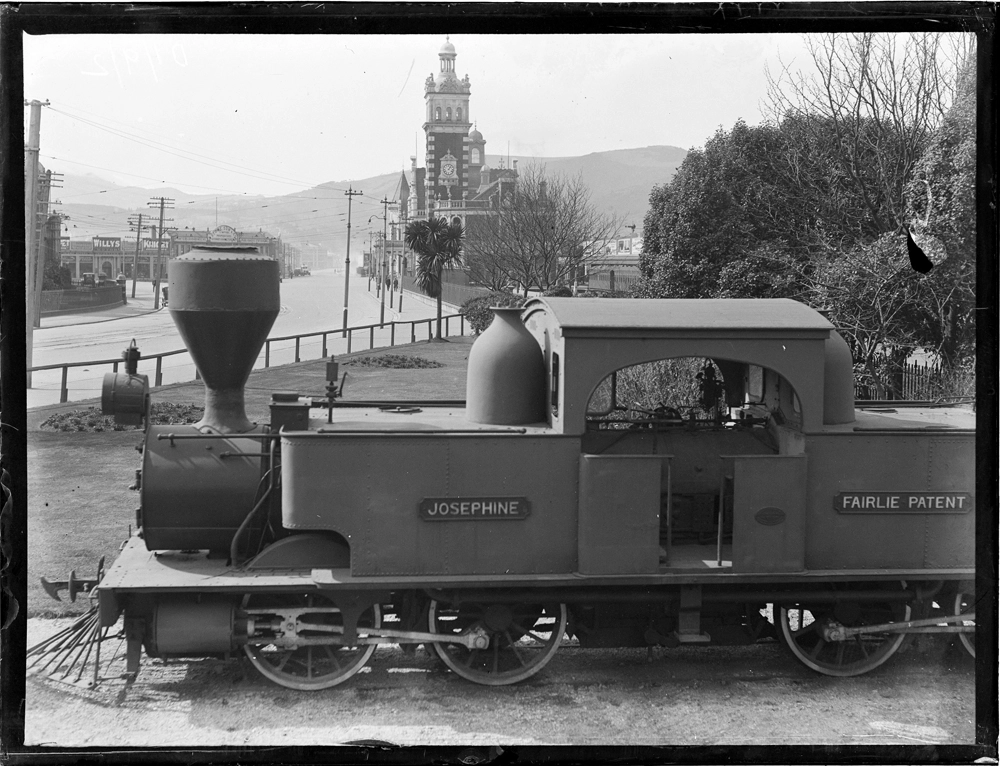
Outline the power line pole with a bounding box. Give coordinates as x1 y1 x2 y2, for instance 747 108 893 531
24 98 48 387
148 196 174 310
380 197 392 324
127 213 147 298
342 186 362 334
367 230 373 291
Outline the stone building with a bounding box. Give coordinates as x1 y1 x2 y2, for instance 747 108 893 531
397 38 518 283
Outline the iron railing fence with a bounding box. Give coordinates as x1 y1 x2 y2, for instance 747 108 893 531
29 313 467 405
853 359 949 401
585 269 641 294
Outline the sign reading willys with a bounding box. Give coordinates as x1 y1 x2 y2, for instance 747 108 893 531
835 492 972 513
420 497 530 520
92 236 122 252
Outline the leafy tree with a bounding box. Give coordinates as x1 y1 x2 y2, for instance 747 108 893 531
902 60 976 368
460 291 524 335
463 164 623 296
641 33 976 395
404 217 465 341
638 120 805 300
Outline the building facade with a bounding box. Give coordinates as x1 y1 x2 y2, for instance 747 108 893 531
585 234 644 293
398 39 518 281
167 225 280 260
61 224 282 282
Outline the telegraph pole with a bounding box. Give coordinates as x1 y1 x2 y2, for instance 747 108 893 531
127 213 146 298
148 196 174 309
32 169 61 328
383 198 396 315
367 231 373 291
342 186 362 334
379 197 392 324
24 98 48 386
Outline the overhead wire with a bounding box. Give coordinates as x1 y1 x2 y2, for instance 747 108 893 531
43 102 404 249
47 102 405 202
47 104 338 193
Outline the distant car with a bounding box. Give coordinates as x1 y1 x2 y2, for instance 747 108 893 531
293 267 311 277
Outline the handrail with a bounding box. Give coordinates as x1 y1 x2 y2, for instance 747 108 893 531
30 312 467 404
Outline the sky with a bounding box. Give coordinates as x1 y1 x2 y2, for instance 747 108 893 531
23 33 816 199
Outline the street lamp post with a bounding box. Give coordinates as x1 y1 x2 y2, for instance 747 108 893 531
343 186 362 334
379 232 386 324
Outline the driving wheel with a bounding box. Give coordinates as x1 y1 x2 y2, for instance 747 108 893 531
778 593 910 677
954 589 975 658
428 599 567 686
242 592 381 690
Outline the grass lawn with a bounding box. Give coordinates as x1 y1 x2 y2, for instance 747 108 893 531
26 337 473 618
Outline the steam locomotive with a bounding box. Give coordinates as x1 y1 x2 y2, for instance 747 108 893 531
31 247 976 690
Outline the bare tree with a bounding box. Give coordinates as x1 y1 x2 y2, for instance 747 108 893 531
463 164 624 296
766 32 973 242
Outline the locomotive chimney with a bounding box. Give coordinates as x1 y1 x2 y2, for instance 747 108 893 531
168 247 280 433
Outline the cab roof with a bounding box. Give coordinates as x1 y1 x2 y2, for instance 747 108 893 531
523 297 833 334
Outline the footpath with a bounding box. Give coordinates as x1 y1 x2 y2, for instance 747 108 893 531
39 280 164 329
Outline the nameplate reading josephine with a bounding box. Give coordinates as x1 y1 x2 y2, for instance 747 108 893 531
835 492 973 513
420 497 531 520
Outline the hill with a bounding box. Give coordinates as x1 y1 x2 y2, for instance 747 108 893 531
56 145 686 256
494 145 688 225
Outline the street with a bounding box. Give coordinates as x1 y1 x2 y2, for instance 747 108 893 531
28 270 444 408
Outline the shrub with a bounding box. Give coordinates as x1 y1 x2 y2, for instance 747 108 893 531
40 402 205 432
461 292 524 335
344 354 443 369
543 285 574 297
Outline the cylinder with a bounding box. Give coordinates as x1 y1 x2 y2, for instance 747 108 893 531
466 307 546 425
148 597 237 656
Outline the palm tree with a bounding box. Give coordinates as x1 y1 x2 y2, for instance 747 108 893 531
405 217 465 341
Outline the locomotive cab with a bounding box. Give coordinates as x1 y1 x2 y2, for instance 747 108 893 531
520 297 839 577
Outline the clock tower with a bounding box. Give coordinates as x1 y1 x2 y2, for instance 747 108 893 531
424 38 472 210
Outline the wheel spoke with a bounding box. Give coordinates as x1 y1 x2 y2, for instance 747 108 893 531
525 630 550 646
504 631 528 667
855 635 869 658
323 645 342 670
807 638 826 659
